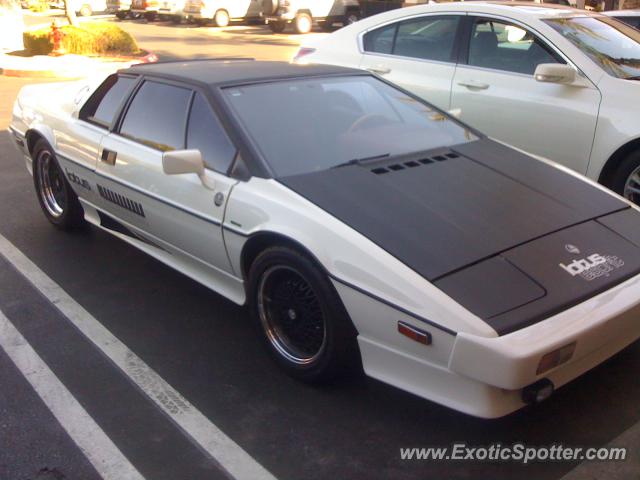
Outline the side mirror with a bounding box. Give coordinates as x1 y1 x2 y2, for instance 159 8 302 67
162 149 215 190
534 64 576 85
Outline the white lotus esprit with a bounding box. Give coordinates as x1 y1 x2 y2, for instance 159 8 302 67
8 60 640 418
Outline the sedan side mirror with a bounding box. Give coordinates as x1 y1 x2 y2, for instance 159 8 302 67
534 64 576 85
162 149 215 190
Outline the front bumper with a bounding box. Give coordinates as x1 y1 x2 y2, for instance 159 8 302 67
334 270 640 418
450 272 640 390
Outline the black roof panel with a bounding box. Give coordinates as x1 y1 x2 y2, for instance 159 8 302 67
122 60 364 87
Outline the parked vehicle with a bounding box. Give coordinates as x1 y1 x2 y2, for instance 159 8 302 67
10 59 640 418
296 2 640 203
182 0 261 26
50 0 107 15
106 0 132 18
261 0 363 33
604 9 640 29
130 0 160 20
0 0 23 51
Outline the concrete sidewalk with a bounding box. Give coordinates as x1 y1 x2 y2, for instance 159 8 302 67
0 51 158 78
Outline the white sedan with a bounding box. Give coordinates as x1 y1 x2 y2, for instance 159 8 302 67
295 2 640 202
9 60 640 418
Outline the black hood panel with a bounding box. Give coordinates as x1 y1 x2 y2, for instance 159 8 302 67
279 138 625 281
437 219 640 335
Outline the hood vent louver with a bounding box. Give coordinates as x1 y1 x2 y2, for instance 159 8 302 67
371 151 460 175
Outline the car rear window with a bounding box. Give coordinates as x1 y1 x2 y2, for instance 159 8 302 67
80 74 136 128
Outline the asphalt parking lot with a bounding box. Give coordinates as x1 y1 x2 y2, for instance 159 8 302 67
2 16 640 480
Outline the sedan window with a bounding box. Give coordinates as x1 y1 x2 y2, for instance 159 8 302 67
186 93 237 173
363 16 460 63
468 18 561 75
119 81 192 152
394 16 460 62
545 16 640 79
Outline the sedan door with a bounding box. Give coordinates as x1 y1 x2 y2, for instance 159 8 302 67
451 16 601 174
359 14 464 111
95 80 238 275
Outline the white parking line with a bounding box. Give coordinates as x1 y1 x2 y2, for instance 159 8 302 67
0 309 145 480
0 233 278 480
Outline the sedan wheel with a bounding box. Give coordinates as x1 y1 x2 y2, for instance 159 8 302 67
624 168 640 203
605 150 640 205
248 246 360 382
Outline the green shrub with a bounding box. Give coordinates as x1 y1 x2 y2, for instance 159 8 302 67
23 22 141 56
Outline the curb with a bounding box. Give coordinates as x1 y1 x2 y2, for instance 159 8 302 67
0 51 158 78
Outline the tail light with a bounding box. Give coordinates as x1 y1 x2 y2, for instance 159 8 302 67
292 47 316 64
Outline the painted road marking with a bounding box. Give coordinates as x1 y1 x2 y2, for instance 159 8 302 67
0 233 277 480
0 309 145 480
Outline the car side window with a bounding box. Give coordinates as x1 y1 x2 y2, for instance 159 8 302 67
364 16 460 62
363 22 396 54
393 16 460 62
79 74 136 128
467 18 563 75
119 80 192 152
186 93 237 173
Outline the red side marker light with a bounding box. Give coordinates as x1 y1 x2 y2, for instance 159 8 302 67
398 321 432 345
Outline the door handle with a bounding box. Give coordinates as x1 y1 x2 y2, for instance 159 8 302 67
458 81 489 90
101 148 117 166
366 66 391 75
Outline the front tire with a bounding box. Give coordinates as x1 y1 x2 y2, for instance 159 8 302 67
32 139 84 230
248 246 359 383
213 9 229 27
605 150 640 205
293 12 312 34
115 10 127 19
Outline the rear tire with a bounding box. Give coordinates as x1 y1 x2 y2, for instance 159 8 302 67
248 246 360 383
144 11 157 21
32 139 85 231
293 12 312 34
213 9 229 27
605 150 640 205
268 21 286 33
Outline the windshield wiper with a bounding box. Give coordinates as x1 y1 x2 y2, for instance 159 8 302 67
331 153 390 169
625 76 640 80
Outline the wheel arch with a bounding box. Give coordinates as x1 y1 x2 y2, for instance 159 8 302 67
25 127 55 156
240 231 326 281
598 136 640 188
295 8 312 16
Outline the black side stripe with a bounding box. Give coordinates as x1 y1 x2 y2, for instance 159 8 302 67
56 152 221 226
97 184 146 218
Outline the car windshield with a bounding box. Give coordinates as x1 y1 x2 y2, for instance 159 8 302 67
223 76 478 177
545 16 640 79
